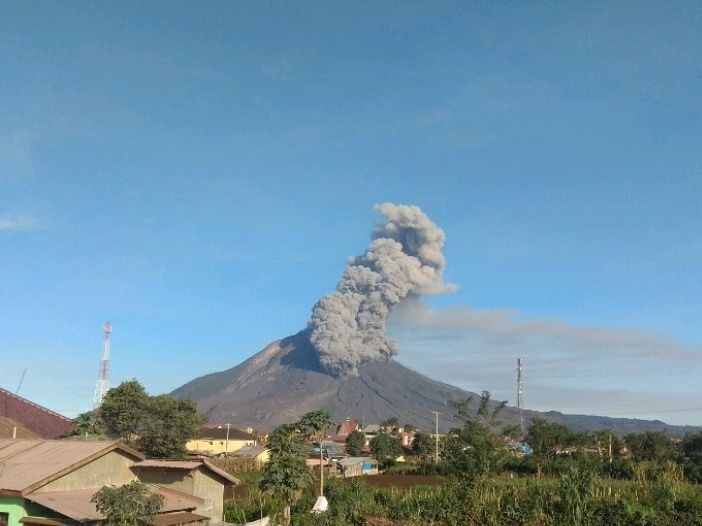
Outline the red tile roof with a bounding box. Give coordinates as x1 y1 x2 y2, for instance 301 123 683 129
0 388 72 439
336 420 360 435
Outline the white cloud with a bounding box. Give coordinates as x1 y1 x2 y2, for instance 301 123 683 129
0 213 42 231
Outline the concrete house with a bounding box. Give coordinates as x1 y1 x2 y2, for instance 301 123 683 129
132 459 239 523
0 440 206 526
186 426 256 457
337 457 379 478
232 445 270 465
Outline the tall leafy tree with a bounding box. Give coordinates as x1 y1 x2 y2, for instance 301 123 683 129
346 430 366 457
71 411 107 438
99 380 203 458
442 391 509 477
370 432 402 468
412 431 434 460
138 396 203 458
260 423 313 524
91 481 164 526
625 431 678 463
99 380 149 444
526 418 573 458
296 410 334 498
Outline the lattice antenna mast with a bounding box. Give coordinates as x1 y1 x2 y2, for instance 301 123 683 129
93 321 112 410
516 357 524 435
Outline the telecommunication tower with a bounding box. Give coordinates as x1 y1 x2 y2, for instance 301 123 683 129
516 357 524 434
93 321 112 410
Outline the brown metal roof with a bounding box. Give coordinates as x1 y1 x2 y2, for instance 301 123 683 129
25 485 203 522
154 512 208 526
0 388 73 439
0 439 144 494
0 416 40 439
132 459 239 485
20 516 76 526
233 444 267 458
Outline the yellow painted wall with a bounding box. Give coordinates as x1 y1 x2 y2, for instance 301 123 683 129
186 438 254 455
35 450 138 492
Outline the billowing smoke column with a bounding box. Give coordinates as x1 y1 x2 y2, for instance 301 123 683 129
308 203 455 376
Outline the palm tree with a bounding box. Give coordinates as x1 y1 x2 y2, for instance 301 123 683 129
260 423 312 524
297 410 334 497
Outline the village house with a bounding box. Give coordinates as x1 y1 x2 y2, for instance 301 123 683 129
335 420 361 436
0 440 238 526
337 457 379 478
232 444 270 465
132 459 239 523
186 426 256 457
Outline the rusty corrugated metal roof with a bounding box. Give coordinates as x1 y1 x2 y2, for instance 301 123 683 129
154 511 208 526
0 439 143 494
25 485 203 522
0 416 40 439
0 388 73 439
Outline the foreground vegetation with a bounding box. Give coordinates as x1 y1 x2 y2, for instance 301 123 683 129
228 466 701 525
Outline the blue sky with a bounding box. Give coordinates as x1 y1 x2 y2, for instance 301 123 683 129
1 2 700 425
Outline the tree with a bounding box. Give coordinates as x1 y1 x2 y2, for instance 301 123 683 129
346 430 365 457
71 411 107 438
625 431 678 463
99 380 149 444
441 391 510 477
296 410 334 497
91 481 164 526
99 380 203 458
682 432 702 483
260 423 313 524
370 432 402 468
526 418 573 458
380 417 400 434
138 396 203 458
412 431 433 460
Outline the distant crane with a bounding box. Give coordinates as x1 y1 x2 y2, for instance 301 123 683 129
93 322 112 410
516 358 524 435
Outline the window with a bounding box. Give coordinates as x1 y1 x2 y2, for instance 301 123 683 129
0 512 9 526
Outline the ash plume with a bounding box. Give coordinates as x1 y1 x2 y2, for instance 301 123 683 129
308 203 455 376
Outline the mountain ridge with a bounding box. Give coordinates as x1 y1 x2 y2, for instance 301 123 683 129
172 331 700 436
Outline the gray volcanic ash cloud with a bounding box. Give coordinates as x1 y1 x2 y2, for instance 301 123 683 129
308 203 456 376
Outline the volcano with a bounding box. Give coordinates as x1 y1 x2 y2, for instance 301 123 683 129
171 331 699 435
172 204 699 435
171 330 478 431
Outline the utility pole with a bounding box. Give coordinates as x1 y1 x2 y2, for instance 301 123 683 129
225 423 231 456
319 438 324 497
432 411 439 464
